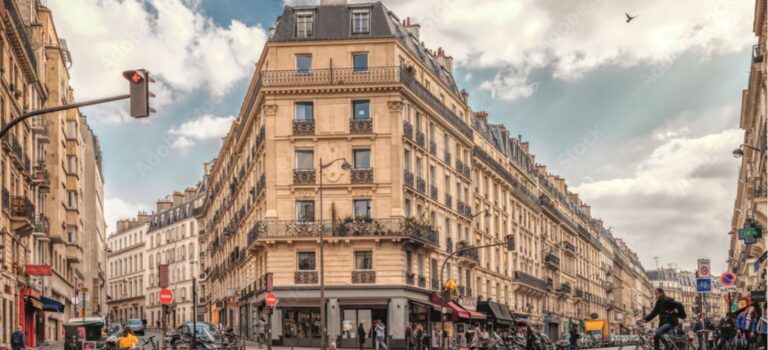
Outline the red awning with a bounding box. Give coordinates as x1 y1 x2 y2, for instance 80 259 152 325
446 301 471 319
465 309 487 320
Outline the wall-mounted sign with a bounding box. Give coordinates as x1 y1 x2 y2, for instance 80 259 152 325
720 272 736 286
738 221 763 244
25 265 51 276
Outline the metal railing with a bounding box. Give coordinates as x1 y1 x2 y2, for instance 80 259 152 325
245 218 439 246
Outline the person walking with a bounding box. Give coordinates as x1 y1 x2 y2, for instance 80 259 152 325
357 322 367 350
374 320 388 350
254 317 266 348
11 324 25 350
695 314 708 350
717 315 736 350
639 288 687 350
414 324 423 350
568 325 580 350
526 325 536 350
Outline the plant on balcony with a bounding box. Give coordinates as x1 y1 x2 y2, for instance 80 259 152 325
404 215 436 235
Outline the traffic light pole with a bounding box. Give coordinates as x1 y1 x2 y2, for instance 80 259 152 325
0 94 129 139
438 241 512 350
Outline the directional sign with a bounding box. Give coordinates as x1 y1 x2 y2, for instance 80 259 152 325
265 292 278 307
159 288 174 305
720 272 736 286
696 278 712 292
697 259 710 277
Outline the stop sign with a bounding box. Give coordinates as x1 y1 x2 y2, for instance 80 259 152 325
159 288 174 305
265 293 278 307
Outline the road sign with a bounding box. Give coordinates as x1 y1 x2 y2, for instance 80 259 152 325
720 272 736 286
696 278 712 292
265 292 278 307
159 288 174 305
697 259 710 277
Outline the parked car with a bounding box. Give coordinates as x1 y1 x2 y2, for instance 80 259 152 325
125 319 145 336
168 322 225 350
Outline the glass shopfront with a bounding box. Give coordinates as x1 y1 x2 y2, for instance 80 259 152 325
282 308 321 347
339 306 387 348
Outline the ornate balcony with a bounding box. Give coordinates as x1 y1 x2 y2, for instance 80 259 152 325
558 283 572 295
349 119 373 134
457 200 465 214
456 160 465 176
415 131 425 148
254 125 266 152
405 272 415 285
514 271 546 290
32 215 49 237
563 241 577 255
352 271 376 284
545 278 554 290
445 193 452 209
403 121 414 140
32 161 49 193
416 176 426 194
293 169 316 185
444 151 452 166
404 170 414 188
295 271 318 284
429 141 437 156
350 168 373 184
545 253 560 270
575 288 584 298
2 188 9 212
11 196 34 232
292 120 315 136
430 185 438 201
455 241 480 262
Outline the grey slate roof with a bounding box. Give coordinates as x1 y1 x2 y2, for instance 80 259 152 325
270 2 460 96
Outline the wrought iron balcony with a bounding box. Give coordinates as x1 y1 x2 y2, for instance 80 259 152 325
293 169 316 185
11 196 34 221
429 141 437 156
415 131 426 148
352 270 376 283
430 185 438 201
32 215 49 236
445 193 452 209
295 271 318 284
403 121 414 140
292 120 315 136
455 242 480 262
558 283 572 294
446 237 453 253
416 176 426 194
514 271 546 290
575 288 584 298
444 151 452 166
350 168 374 184
404 170 414 188
418 275 427 288
563 241 577 255
457 200 465 215
2 188 9 212
254 125 266 152
545 253 560 270
432 278 440 291
255 173 266 197
405 272 415 285
32 161 50 192
456 160 465 176
349 119 373 134
545 278 554 290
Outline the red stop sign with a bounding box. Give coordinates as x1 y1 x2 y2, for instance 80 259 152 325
159 288 174 305
265 293 277 307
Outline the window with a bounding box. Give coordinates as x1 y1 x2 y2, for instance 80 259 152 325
67 191 77 209
295 102 313 121
352 53 368 72
353 199 372 219
296 200 315 222
351 11 370 34
354 251 373 270
352 100 370 120
295 150 314 169
353 149 370 169
297 252 316 270
66 155 77 174
296 12 314 37
295 54 312 74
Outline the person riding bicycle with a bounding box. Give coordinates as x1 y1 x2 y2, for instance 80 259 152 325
638 288 687 350
117 328 139 350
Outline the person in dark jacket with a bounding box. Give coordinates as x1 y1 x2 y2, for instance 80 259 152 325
11 324 25 350
640 288 687 350
404 322 412 350
357 323 367 350
568 325 580 350
694 314 708 350
716 316 736 350
526 325 536 350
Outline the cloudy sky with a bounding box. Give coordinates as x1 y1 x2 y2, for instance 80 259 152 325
47 0 756 272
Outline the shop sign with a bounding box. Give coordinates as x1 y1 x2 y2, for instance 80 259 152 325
458 296 476 310
738 221 763 244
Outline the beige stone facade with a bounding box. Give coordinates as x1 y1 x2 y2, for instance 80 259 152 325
80 118 106 317
197 2 651 348
106 214 150 324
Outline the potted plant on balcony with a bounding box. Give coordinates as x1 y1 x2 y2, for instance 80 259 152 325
404 215 436 241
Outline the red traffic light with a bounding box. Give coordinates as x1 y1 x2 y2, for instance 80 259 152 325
130 72 142 84
122 69 154 118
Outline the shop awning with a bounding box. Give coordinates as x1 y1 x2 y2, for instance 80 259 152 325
477 301 514 325
41 297 65 313
429 293 470 319
25 296 43 310
455 301 486 320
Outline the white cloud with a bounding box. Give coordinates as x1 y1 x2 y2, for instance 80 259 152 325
168 114 235 150
104 197 150 236
288 0 753 100
48 0 267 123
479 68 537 101
573 128 743 272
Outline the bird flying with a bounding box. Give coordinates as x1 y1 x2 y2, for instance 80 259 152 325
626 13 637 23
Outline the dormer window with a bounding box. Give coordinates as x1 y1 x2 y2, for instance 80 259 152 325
296 11 314 38
352 10 370 34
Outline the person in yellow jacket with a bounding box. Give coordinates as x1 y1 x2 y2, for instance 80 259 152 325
118 328 140 349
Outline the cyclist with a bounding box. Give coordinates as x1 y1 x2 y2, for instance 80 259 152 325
117 328 139 350
638 288 687 350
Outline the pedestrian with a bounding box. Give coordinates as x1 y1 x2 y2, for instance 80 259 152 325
404 322 412 350
470 325 482 350
695 314 707 350
374 320 388 350
639 288 687 350
357 322 367 350
526 325 536 350
414 324 423 350
254 317 266 348
155 320 160 330
118 328 139 350
757 310 767 348
717 316 736 350
568 325 580 350
11 324 25 350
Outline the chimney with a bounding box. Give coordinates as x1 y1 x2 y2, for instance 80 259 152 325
116 219 127 233
403 17 420 40
268 26 276 38
184 187 197 200
137 211 152 224
157 199 172 212
320 0 347 5
460 89 469 103
580 204 591 216
172 191 185 206
521 142 529 153
434 47 454 74
474 111 488 124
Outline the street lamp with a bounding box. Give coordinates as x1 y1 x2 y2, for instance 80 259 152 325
318 157 351 350
732 144 764 158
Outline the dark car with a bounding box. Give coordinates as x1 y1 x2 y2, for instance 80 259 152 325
125 319 145 336
168 322 224 350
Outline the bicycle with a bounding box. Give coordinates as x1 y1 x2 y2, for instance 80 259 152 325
142 335 158 350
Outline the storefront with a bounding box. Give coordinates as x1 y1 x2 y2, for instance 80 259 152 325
278 298 321 348
477 301 514 331
409 301 435 349
543 312 561 341
19 288 42 347
337 298 388 348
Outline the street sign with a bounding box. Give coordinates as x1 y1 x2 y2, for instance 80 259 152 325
696 278 712 292
265 292 278 307
697 259 710 277
159 288 174 305
25 265 52 276
720 272 736 286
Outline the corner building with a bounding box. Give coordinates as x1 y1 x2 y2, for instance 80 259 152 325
199 1 650 348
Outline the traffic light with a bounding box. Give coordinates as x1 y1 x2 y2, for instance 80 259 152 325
122 69 155 118
505 234 515 251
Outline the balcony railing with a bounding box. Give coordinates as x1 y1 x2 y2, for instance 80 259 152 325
295 271 318 284
350 168 374 184
404 170 414 188
514 271 546 290
456 160 465 176
260 66 473 140
575 288 584 298
753 44 765 64
456 242 480 262
293 169 316 185
245 218 439 247
416 176 426 194
352 270 376 284
415 131 426 148
445 193 453 209
446 237 453 253
444 151 452 166
405 272 415 285
545 253 560 269
349 119 373 134
558 283 572 294
293 120 315 135
563 241 576 255
2 187 8 211
545 278 554 290
33 215 49 235
429 141 437 156
403 121 414 140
